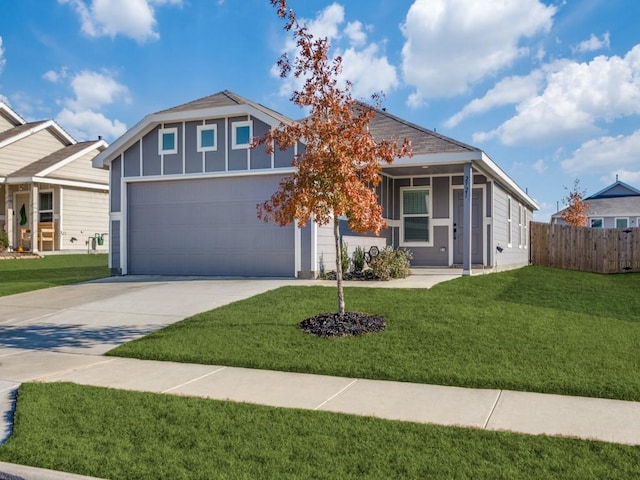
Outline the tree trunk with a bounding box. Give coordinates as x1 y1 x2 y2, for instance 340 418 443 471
333 214 346 316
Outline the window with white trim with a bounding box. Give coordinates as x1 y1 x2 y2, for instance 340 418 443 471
39 191 53 223
590 218 603 228
507 196 512 246
231 120 252 149
197 124 217 152
524 210 529 249
159 127 178 154
518 204 523 248
615 217 629 229
401 188 431 245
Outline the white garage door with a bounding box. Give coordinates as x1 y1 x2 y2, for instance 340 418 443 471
127 176 295 276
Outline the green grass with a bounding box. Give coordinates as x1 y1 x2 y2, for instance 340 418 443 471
0 254 108 297
109 266 640 401
1 383 639 480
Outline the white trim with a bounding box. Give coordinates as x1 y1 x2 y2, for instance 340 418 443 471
6 176 108 190
590 217 604 228
120 167 295 185
37 140 108 177
0 101 26 126
507 195 513 247
182 122 186 174
311 218 318 274
121 177 128 275
58 188 64 250
38 189 54 223
615 217 629 229
399 186 433 247
0 119 75 150
231 120 252 150
295 223 301 277
196 124 218 152
158 127 178 155
224 118 229 171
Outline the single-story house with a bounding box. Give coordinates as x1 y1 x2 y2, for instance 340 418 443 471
551 179 640 228
92 90 538 277
0 101 109 253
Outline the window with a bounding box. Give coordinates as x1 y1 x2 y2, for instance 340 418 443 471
39 191 53 222
401 188 431 244
197 124 217 152
232 120 252 149
615 217 629 229
507 196 512 246
159 127 178 154
590 218 603 228
518 204 523 248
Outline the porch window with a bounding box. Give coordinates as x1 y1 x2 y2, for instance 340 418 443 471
197 124 217 152
232 121 252 149
615 217 628 229
39 191 53 223
590 218 603 228
159 127 178 154
401 188 431 244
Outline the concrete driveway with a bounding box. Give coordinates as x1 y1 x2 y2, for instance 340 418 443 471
0 276 301 355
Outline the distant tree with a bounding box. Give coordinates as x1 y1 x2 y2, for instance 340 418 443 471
255 0 411 316
561 179 590 227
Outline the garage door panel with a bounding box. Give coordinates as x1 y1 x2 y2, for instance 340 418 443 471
127 176 294 276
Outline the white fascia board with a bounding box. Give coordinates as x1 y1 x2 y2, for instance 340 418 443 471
6 176 108 190
93 105 296 170
38 140 108 177
0 102 26 125
478 152 539 211
390 151 483 166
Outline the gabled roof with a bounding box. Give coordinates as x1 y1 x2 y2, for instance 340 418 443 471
0 101 26 127
7 140 107 179
587 180 640 199
0 119 75 149
552 196 640 219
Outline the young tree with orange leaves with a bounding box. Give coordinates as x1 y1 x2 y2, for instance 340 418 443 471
255 0 411 317
561 179 590 227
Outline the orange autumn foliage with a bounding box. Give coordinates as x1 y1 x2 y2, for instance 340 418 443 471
560 179 590 227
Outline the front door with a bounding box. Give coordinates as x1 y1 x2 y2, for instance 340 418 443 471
14 192 30 250
453 188 483 265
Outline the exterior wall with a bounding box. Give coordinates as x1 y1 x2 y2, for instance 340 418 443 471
0 184 5 226
51 149 109 184
110 157 122 213
61 187 109 252
317 222 336 274
0 114 15 133
111 219 121 274
0 130 66 176
492 182 530 268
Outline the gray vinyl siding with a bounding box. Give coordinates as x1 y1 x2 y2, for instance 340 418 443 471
493 183 529 268
111 219 121 274
123 141 141 177
274 144 295 168
142 126 161 176
163 122 183 175
411 225 449 265
204 119 226 172
432 176 449 218
228 116 248 171
317 222 336 274
110 157 121 212
251 118 271 169
185 121 201 173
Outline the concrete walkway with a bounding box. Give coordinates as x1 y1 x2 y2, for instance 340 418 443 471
1 271 639 479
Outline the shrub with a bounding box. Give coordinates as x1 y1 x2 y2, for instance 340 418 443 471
0 229 8 252
340 240 351 273
369 247 413 280
352 246 366 273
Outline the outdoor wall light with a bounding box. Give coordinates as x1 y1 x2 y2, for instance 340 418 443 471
496 245 504 253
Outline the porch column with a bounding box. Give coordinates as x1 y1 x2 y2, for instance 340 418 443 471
462 163 473 275
5 186 13 251
31 184 39 252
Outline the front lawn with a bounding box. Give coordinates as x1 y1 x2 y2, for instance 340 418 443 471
109 266 640 401
1 383 638 480
0 254 109 297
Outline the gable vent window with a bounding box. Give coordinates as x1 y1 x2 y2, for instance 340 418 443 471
197 125 217 152
159 127 178 154
232 121 252 149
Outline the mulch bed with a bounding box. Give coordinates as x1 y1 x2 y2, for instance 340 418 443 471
300 311 386 338
0 252 42 260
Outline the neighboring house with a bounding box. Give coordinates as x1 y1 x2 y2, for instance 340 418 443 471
92 90 538 277
551 180 640 228
0 101 109 253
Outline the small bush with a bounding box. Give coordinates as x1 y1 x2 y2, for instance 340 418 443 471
369 247 413 280
352 246 366 273
0 229 8 252
340 241 351 273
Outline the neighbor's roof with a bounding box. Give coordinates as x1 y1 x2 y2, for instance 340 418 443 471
7 141 105 179
553 196 640 219
587 180 640 199
0 121 48 145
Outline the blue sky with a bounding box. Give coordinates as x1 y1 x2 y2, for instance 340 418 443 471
1 0 639 220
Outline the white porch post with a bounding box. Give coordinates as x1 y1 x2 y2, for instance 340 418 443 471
31 184 39 252
462 163 473 275
5 186 13 250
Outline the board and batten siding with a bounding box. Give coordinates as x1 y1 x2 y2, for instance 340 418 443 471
492 183 529 268
0 130 67 176
53 150 109 185
61 188 109 251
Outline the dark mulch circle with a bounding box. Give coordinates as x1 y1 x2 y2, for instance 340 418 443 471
300 311 386 338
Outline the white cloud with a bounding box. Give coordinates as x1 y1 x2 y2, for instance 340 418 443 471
572 32 610 54
43 67 68 83
401 0 556 99
600 170 640 185
561 130 640 178
533 159 547 174
0 36 6 74
275 3 398 100
56 108 127 141
473 45 640 145
59 0 182 43
66 70 130 110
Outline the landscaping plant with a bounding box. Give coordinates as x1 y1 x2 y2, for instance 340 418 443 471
352 245 366 273
369 247 412 280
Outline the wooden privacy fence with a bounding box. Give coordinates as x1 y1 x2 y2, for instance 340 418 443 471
529 222 640 274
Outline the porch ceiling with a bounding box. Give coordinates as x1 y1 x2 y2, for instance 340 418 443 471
382 164 465 177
